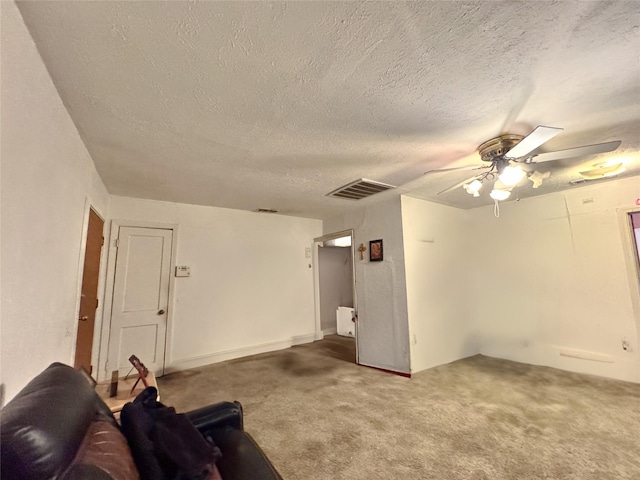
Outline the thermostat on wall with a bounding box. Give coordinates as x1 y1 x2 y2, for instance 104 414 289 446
175 266 191 277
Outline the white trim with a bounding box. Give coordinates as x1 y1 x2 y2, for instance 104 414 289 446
97 219 178 381
164 333 316 374
558 348 615 363
322 327 337 336
313 230 355 243
617 206 640 360
312 239 323 341
97 221 119 381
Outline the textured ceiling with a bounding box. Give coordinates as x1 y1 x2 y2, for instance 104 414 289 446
16 1 640 219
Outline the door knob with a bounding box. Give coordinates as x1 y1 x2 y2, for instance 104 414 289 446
158 309 165 315
79 316 88 321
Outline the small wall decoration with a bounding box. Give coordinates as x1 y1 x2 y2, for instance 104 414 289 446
369 239 383 262
357 243 366 260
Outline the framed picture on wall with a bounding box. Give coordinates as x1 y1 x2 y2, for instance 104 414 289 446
369 239 383 262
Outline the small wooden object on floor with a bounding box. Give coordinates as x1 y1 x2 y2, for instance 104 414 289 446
97 371 158 416
127 354 149 395
109 370 119 398
97 355 159 418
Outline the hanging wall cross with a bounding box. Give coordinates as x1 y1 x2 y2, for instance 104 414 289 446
357 243 366 260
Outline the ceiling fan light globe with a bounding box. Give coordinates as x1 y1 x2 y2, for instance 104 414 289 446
463 179 483 196
490 189 511 201
528 170 550 188
499 165 525 187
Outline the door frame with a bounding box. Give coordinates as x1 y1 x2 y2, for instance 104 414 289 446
97 220 178 382
312 229 358 364
73 198 108 375
618 206 640 356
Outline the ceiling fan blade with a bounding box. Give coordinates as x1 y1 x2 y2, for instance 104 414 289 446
424 164 488 175
438 174 483 195
397 164 488 191
528 140 621 164
504 125 563 159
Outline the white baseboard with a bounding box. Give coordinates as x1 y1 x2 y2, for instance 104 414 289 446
292 332 316 346
480 343 639 384
322 327 337 336
165 332 317 374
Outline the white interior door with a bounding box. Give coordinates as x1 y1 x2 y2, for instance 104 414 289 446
107 226 173 377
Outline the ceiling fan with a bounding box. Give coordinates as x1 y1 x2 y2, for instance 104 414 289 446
428 126 622 201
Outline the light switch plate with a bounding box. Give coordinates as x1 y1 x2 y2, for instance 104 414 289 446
175 266 191 277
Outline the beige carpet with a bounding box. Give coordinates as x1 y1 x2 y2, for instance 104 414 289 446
158 335 640 479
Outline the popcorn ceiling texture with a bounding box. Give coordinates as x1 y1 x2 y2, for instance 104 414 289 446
16 1 640 218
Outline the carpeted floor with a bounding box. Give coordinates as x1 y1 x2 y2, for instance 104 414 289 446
158 335 640 479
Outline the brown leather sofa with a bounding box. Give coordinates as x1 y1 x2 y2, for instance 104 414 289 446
0 363 282 480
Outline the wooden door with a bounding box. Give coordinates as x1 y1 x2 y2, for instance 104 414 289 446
107 226 173 376
74 208 104 372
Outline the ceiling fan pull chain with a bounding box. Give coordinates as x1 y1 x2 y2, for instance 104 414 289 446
494 199 500 218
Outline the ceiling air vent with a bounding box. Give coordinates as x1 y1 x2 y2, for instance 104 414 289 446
327 178 396 200
255 208 278 213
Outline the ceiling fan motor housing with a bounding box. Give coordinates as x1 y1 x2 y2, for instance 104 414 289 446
478 134 524 162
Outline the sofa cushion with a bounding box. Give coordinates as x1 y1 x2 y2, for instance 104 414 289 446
61 420 139 480
0 363 108 480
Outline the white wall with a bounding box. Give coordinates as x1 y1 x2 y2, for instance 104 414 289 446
325 196 411 374
105 196 322 375
325 181 640 382
401 196 479 373
468 176 640 383
1 1 110 402
318 246 353 332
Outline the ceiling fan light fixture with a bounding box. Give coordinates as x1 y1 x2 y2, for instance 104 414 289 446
432 125 623 202
499 165 525 187
490 188 511 201
528 170 550 188
463 179 483 197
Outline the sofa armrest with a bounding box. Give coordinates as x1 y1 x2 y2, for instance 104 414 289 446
186 400 244 432
0 363 114 480
185 401 282 480
209 428 283 480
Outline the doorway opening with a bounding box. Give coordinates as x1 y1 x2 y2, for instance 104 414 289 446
313 230 358 364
